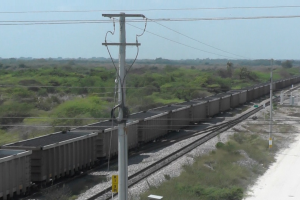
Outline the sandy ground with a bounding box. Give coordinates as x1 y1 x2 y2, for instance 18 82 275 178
245 132 300 200
246 91 300 200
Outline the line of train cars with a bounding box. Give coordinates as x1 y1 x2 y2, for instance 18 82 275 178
1 76 300 199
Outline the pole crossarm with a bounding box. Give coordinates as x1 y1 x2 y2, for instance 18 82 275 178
102 43 141 46
103 14 145 18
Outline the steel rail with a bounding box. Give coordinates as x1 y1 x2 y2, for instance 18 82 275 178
87 102 268 200
88 84 300 200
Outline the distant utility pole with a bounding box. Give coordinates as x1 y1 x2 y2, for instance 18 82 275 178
269 59 273 149
102 13 144 200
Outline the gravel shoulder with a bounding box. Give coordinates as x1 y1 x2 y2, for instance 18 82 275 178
78 89 299 200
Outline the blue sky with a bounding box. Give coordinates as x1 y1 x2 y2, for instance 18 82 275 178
0 0 299 60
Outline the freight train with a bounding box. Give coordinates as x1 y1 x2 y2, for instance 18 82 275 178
1 76 299 200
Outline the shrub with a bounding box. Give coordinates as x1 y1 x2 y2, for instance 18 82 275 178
0 102 33 127
51 96 110 130
216 142 225 149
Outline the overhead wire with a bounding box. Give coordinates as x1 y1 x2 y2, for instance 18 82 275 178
1 5 300 14
127 23 236 59
147 18 249 59
123 18 147 81
1 15 300 26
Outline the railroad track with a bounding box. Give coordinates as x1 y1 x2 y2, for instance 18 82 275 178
87 100 269 200
27 86 298 200
88 84 300 200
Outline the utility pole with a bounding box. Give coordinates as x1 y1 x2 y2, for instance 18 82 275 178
269 59 273 149
102 13 144 200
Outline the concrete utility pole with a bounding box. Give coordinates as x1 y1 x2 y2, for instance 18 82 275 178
102 13 144 200
269 59 273 149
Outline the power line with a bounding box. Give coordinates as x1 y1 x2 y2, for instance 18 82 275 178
0 20 110 23
1 5 300 14
149 15 300 22
148 18 249 59
127 23 236 59
1 15 300 26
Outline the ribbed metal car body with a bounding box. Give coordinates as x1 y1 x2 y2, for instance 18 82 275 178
0 150 31 200
282 79 288 88
215 93 231 112
292 77 298 84
129 111 169 143
258 85 264 97
2 132 97 182
269 82 279 90
246 88 254 102
178 100 207 123
237 90 247 105
286 79 290 87
227 91 240 108
204 96 220 117
76 120 138 159
150 105 190 131
263 83 269 95
275 81 282 90
253 86 260 99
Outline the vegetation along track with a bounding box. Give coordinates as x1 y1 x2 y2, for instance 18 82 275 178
89 84 300 200
87 98 279 200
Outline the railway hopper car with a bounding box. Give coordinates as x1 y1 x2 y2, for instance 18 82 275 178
214 93 231 112
258 85 264 98
0 150 31 200
232 89 247 105
202 96 220 117
275 80 283 91
256 84 265 99
76 120 138 159
150 105 190 131
262 83 269 96
177 100 207 123
128 110 169 144
292 77 298 85
2 132 97 182
282 79 289 88
286 78 292 87
292 76 299 86
226 90 240 108
272 81 277 91
253 86 260 100
246 87 254 102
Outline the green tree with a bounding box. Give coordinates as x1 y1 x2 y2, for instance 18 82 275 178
227 62 233 77
282 60 293 68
